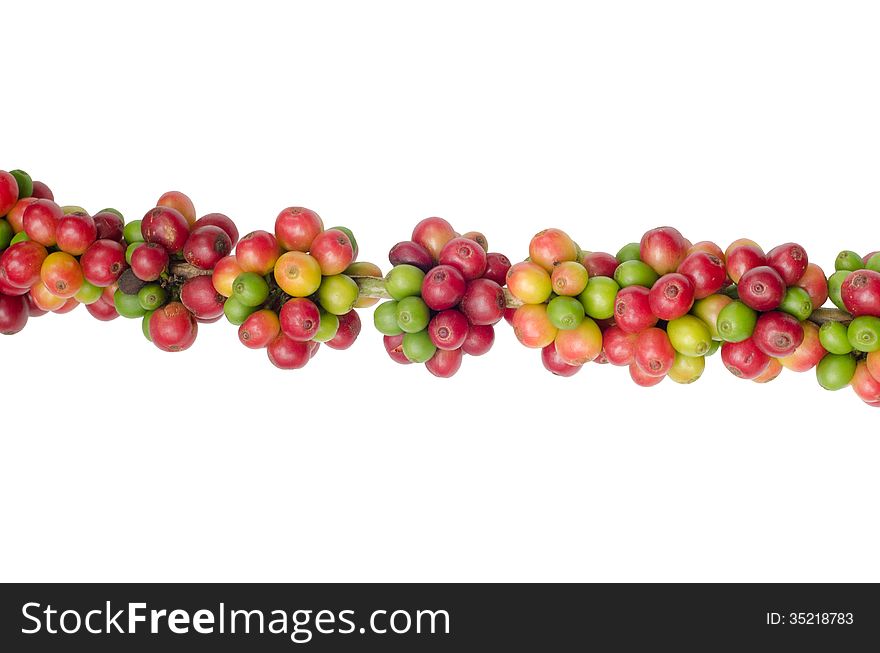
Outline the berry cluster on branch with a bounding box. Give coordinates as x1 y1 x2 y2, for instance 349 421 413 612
1 168 878 407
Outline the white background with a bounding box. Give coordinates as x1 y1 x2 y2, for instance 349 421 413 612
2 1 878 582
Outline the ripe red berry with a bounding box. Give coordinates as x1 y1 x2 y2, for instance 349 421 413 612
602 324 638 366
841 270 880 317
461 323 495 355
726 245 766 284
180 275 226 320
795 263 828 310
648 273 694 320
275 207 323 252
629 363 665 387
193 213 239 248
0 293 28 335
149 302 198 352
639 226 687 275
581 251 619 278
0 171 18 216
93 211 125 242
326 310 362 350
767 242 808 286
142 206 190 253
279 298 321 341
425 348 464 378
383 333 411 364
721 338 770 379
29 181 54 201
428 309 470 350
459 278 505 325
389 240 434 272
852 361 880 404
0 241 48 288
22 199 63 246
421 264 467 311
80 240 127 287
130 243 170 282
183 225 232 270
738 266 786 312
236 230 281 275
310 228 355 276
85 297 119 321
529 228 579 271
634 327 676 377
157 191 197 226
541 342 582 376
613 286 658 334
56 213 98 255
412 217 457 261
752 311 804 357
439 237 488 280
238 309 281 349
482 252 511 287
267 333 311 369
677 251 726 299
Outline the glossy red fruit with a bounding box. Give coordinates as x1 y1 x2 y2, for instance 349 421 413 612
721 338 770 379
93 211 125 242
512 304 557 348
778 322 824 372
41 252 84 298
85 297 119 321
279 298 321 341
648 273 694 320
629 363 665 387
0 294 28 334
149 302 198 352
22 199 63 246
529 228 579 271
841 270 880 317
752 311 804 357
602 325 638 366
852 361 880 403
581 251 618 278
80 240 126 287
142 206 190 253
795 263 828 310
267 334 311 369
462 323 495 355
388 240 434 272
688 241 725 260
53 298 79 314
412 217 457 261
767 243 808 286
428 309 469 350
5 197 38 233
236 230 280 275
238 309 281 349
180 275 226 320
0 171 18 216
482 252 511 287
639 226 687 275
30 181 54 201
130 243 169 282
614 286 658 334
541 342 582 377
30 283 66 311
157 191 197 226
726 245 767 284
56 213 98 255
634 327 676 377
738 266 785 312
677 251 726 299
274 207 323 252
184 225 232 270
24 292 48 316
193 213 239 247
439 237 487 280
0 276 29 296
326 310 362 350
0 241 48 288
383 333 411 364
460 278 505 325
426 347 464 378
310 228 355 276
421 264 467 311
752 358 784 384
